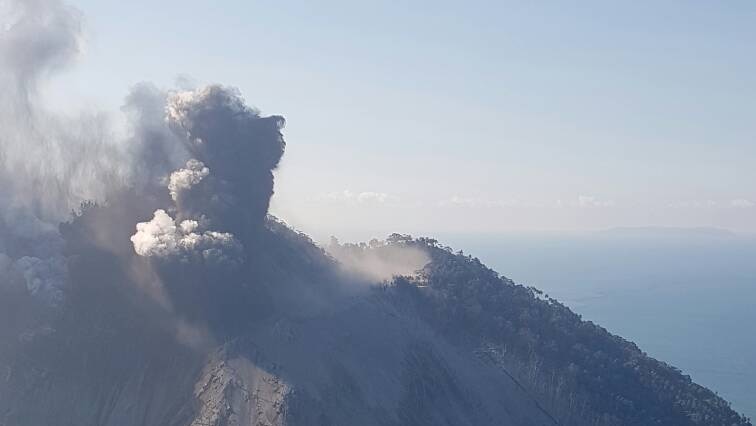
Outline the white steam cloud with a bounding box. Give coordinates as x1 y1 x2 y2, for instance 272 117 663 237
168 159 210 202
131 209 241 266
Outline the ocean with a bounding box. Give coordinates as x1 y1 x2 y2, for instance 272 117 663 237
438 229 756 421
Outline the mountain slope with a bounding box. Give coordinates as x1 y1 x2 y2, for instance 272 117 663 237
0 209 556 426
365 234 751 426
1 210 750 426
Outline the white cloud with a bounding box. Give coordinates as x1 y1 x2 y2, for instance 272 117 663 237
666 200 700 208
730 199 755 208
577 195 615 208
438 195 523 208
438 195 478 207
667 199 755 209
320 190 399 205
357 191 393 203
437 195 618 209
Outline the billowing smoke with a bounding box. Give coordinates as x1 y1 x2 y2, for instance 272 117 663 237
122 82 188 190
1 0 92 305
165 85 286 237
0 207 67 305
130 86 286 269
0 0 185 305
168 159 209 204
0 0 81 100
0 0 400 323
0 0 124 220
131 209 242 266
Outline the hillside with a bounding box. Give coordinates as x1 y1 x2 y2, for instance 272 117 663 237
1 206 555 426
0 205 751 425
338 235 752 426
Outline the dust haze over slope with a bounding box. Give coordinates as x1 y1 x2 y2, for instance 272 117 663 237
326 236 430 283
0 1 752 426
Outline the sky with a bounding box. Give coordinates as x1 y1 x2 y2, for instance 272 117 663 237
42 0 756 241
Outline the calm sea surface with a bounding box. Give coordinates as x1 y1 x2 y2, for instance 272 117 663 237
438 231 756 421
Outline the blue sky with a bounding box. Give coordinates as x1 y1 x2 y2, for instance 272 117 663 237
48 0 756 240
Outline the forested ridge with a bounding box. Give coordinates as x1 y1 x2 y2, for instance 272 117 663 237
333 234 752 426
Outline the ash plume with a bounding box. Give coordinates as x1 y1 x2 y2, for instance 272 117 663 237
0 0 186 305
1 0 366 323
130 86 286 269
122 82 188 190
165 85 286 238
0 0 125 220
0 0 94 305
0 0 81 99
0 207 66 305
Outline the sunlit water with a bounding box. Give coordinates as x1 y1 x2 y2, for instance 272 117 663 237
438 230 756 421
